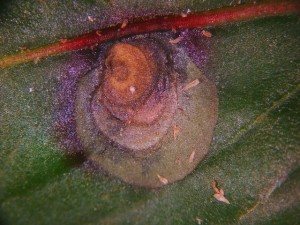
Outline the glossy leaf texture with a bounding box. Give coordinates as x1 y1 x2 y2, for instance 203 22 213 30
0 0 299 224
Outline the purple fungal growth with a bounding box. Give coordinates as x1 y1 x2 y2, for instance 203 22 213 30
54 49 99 154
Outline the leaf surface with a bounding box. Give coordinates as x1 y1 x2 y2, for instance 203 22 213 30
0 1 299 224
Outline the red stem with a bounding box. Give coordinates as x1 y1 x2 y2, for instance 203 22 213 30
0 1 299 68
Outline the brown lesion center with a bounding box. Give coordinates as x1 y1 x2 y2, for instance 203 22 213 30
91 41 178 151
102 43 157 108
100 43 166 125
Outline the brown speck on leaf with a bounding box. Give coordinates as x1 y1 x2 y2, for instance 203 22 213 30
212 180 230 204
195 217 202 224
201 30 213 38
182 79 200 91
88 16 95 22
34 57 40 64
96 31 102 36
60 38 68 44
169 36 183 45
189 150 196 163
173 125 180 140
157 174 168 185
121 19 129 29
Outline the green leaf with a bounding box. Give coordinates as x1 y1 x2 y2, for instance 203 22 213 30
0 1 299 224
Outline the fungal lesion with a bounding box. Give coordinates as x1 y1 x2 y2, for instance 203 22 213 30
92 40 178 152
57 33 218 188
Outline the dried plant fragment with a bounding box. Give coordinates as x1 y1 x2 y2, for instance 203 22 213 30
201 30 212 38
121 19 129 29
181 12 188 18
195 217 202 225
88 16 95 22
34 57 40 64
182 79 200 91
189 150 196 163
181 9 191 17
173 125 180 140
157 174 168 185
169 37 183 45
211 180 219 193
212 180 230 204
96 31 102 37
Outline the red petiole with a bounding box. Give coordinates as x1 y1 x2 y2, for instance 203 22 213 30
0 1 299 68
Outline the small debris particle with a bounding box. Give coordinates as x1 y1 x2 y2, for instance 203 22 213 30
181 12 188 18
189 150 196 163
121 19 129 29
214 191 230 204
201 30 213 38
29 87 33 93
129 86 136 94
34 57 40 64
181 9 191 17
88 16 95 22
173 125 180 140
96 31 102 36
212 180 230 204
182 79 200 91
171 27 177 33
60 39 68 44
157 174 168 185
195 217 202 224
169 36 183 45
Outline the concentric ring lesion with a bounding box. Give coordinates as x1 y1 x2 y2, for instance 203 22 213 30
56 33 218 187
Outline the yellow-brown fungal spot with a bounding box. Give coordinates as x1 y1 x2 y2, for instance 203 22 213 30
102 43 156 107
91 41 177 152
